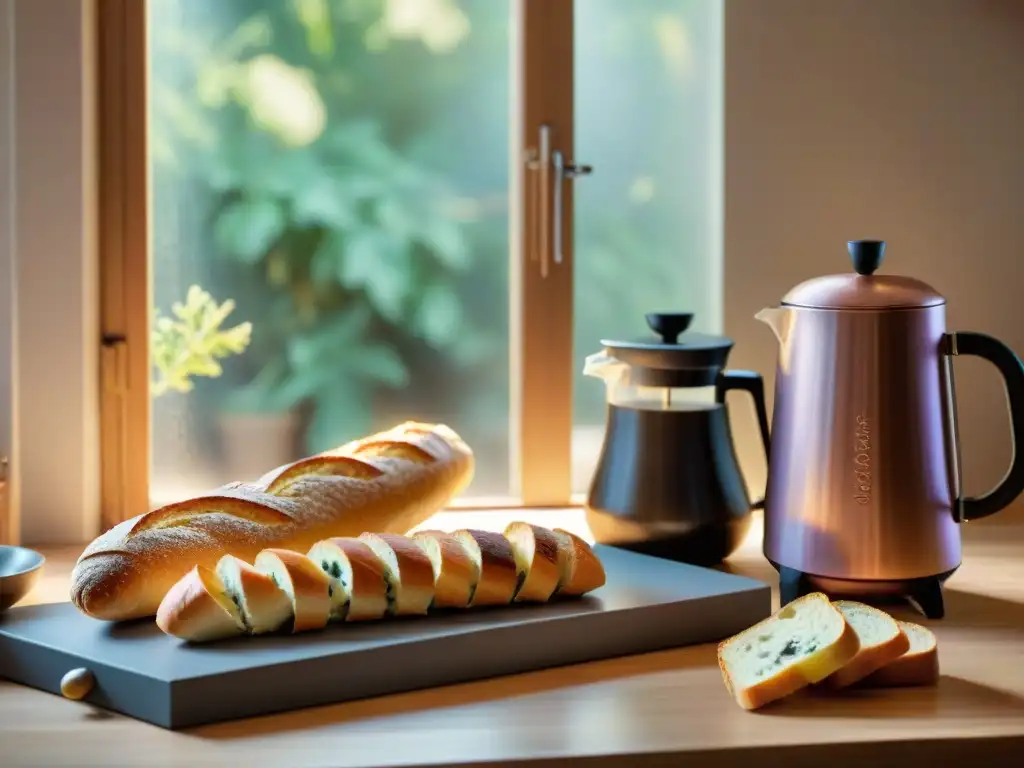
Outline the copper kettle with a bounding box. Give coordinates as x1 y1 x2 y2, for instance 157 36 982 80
756 240 1024 618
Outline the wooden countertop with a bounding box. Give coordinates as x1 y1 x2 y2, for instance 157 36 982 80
3 510 1024 767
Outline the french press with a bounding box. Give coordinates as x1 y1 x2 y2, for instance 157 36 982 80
583 313 771 566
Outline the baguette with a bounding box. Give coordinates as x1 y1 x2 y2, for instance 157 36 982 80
155 565 246 643
412 530 476 609
157 524 606 643
504 522 561 603
358 533 435 616
306 537 389 622
71 422 474 621
858 621 940 688
254 549 332 633
552 529 606 595
718 593 861 710
451 529 519 607
820 601 910 689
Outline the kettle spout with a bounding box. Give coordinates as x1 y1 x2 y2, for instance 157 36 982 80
755 306 793 346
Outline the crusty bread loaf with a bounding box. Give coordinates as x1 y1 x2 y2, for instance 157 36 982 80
821 601 910 689
216 555 292 635
307 537 389 622
254 549 332 633
451 529 519 607
157 524 606 643
155 565 245 643
71 422 474 621
359 533 435 616
504 522 561 603
718 593 861 710
858 620 940 688
412 530 476 609
552 529 606 596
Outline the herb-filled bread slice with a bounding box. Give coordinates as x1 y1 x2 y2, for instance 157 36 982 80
504 522 561 602
452 529 519 607
156 565 246 643
215 555 292 635
552 528 606 596
413 530 478 609
307 537 389 621
254 549 332 633
821 601 910 688
359 533 436 616
718 593 860 710
858 620 940 688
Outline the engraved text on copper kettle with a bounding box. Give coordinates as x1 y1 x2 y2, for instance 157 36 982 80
854 414 872 505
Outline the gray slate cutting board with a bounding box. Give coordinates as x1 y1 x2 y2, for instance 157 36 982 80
0 545 769 729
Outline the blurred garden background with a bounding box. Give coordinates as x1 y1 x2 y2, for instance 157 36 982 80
148 0 721 504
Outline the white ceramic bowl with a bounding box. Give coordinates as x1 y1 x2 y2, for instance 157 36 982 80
0 545 45 612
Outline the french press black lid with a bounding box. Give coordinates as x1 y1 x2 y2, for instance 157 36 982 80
600 313 735 387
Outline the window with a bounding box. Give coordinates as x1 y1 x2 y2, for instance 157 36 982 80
98 0 722 524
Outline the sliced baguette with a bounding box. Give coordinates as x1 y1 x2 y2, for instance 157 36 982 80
71 422 474 622
413 530 477 609
858 620 940 688
718 593 861 710
155 565 246 643
215 555 292 635
254 548 332 633
307 537 389 622
821 601 911 689
504 522 562 603
452 529 519 607
359 533 436 616
552 528 606 595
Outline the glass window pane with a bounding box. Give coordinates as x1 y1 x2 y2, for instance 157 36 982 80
147 0 512 506
572 0 724 494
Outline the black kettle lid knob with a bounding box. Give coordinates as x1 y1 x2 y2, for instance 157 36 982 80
644 313 693 345
848 240 886 276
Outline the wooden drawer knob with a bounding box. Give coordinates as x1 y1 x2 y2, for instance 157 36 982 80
60 667 95 700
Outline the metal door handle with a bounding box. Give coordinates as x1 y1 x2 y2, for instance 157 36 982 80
524 124 592 278
552 149 592 268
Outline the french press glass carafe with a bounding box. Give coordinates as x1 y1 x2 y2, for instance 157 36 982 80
583 313 771 566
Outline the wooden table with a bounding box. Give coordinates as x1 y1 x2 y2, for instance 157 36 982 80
3 509 1024 767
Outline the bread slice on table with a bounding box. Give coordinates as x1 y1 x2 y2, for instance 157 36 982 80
820 601 910 689
359 533 436 616
718 592 861 710
307 537 389 621
254 548 332 633
156 565 246 643
452 529 519 607
858 620 940 688
215 555 293 635
551 528 606 596
412 530 477 609
504 522 561 602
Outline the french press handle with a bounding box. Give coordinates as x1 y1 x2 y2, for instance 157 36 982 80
715 370 771 510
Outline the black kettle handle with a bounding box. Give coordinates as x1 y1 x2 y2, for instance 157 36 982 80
715 370 771 510
945 332 1024 521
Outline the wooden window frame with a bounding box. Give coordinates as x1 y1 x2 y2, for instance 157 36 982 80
97 0 150 532
95 0 578 528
